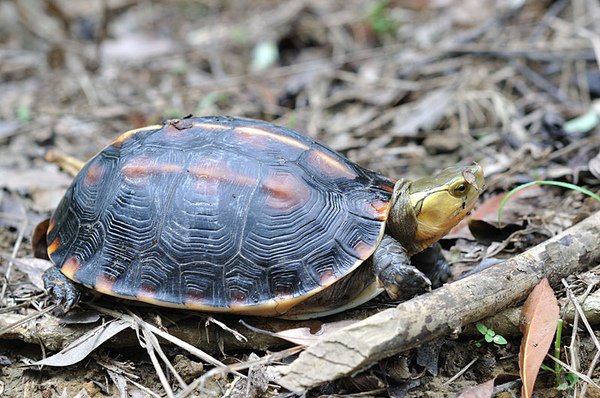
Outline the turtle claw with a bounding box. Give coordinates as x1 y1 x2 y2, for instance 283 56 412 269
373 235 434 302
42 266 82 316
386 267 432 301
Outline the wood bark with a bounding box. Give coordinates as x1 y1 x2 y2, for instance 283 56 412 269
0 312 299 353
275 211 600 391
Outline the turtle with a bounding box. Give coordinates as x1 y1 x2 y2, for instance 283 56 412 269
34 116 484 319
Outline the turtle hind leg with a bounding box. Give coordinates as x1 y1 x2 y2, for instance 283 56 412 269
44 149 85 177
42 266 82 315
279 262 382 319
32 219 50 260
410 243 450 288
373 234 432 301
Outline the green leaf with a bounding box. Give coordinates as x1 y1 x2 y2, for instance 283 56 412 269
563 109 600 134
486 329 496 338
484 334 493 343
492 335 507 345
476 323 488 335
196 92 229 113
540 364 555 373
17 103 31 122
557 382 569 391
252 41 279 72
163 109 183 119
566 372 578 384
498 181 600 226
366 0 397 35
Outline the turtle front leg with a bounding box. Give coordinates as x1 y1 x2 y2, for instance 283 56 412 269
373 234 432 301
410 243 450 288
43 266 82 315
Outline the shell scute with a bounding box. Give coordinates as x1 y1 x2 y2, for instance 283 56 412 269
48 116 394 315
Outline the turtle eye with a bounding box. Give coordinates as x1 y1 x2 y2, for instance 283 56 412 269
450 181 468 197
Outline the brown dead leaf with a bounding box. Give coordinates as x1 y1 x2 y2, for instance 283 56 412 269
446 186 541 241
476 186 543 226
457 378 494 398
519 278 560 398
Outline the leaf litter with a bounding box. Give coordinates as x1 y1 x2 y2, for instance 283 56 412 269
1 0 600 396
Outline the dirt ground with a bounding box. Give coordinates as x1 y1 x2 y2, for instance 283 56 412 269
1 0 600 397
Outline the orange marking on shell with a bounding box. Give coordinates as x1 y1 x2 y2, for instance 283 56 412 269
189 165 257 187
95 273 116 294
121 156 153 179
262 172 311 210
184 290 206 307
47 218 56 233
274 285 294 301
112 125 161 147
230 291 247 306
61 257 80 279
121 157 183 180
370 199 391 221
48 237 60 255
354 240 373 260
84 162 104 186
379 180 396 193
235 126 309 150
318 269 337 286
307 150 356 179
157 164 184 173
136 282 158 300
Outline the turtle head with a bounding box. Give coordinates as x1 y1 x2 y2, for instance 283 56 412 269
388 164 484 254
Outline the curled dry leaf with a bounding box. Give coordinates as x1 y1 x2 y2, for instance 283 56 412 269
33 320 130 367
519 278 560 398
13 257 53 290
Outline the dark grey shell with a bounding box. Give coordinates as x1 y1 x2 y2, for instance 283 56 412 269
46 116 395 315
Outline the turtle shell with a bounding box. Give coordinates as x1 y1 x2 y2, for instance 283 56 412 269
46 116 396 315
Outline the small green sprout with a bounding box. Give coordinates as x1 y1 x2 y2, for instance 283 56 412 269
17 103 32 122
251 41 279 72
163 109 184 119
366 0 397 36
497 181 600 226
196 92 230 114
540 319 579 390
475 323 508 347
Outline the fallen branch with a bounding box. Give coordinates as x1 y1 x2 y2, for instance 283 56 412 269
275 211 600 392
0 311 297 353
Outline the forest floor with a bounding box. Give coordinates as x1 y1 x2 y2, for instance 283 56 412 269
1 0 600 396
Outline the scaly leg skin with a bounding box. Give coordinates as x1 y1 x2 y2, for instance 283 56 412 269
410 242 450 288
44 149 85 177
42 266 82 316
372 234 432 301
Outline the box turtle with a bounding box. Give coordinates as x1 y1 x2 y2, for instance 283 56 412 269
34 116 484 319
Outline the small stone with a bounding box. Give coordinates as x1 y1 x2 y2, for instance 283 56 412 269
173 355 204 381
